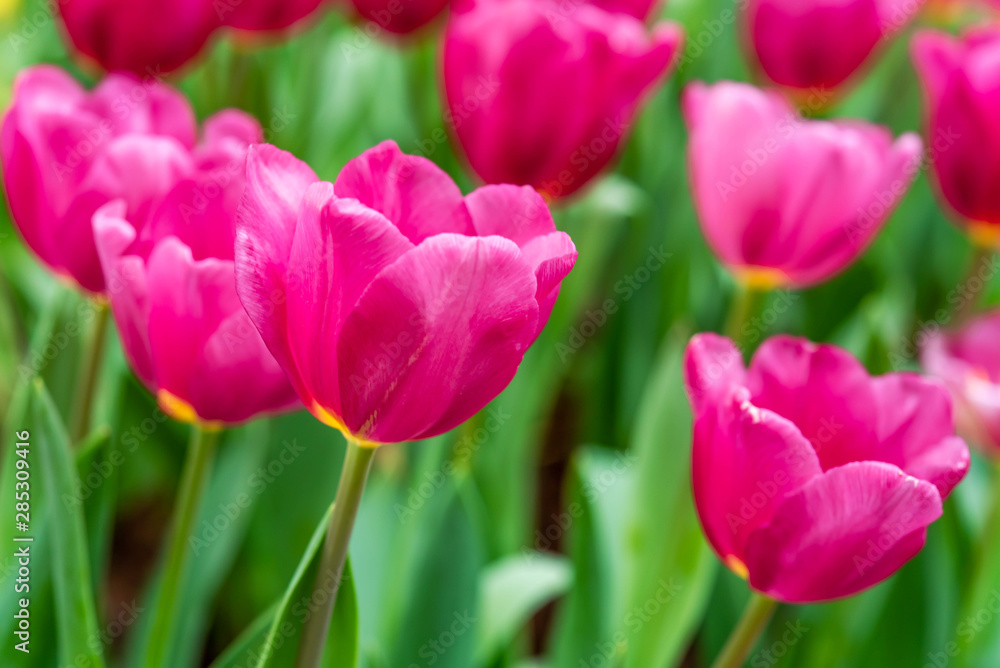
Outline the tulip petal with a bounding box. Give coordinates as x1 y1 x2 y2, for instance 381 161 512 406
912 30 961 102
333 139 473 243
692 391 823 565
465 184 555 244
234 144 319 396
871 374 970 497
286 183 415 419
684 333 747 416
336 234 538 442
747 336 879 468
744 461 942 602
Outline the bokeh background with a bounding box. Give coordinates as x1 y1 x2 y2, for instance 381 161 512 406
1 0 1000 666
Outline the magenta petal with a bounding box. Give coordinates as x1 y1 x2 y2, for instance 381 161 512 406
286 183 415 418
692 392 823 564
234 144 319 396
519 232 577 336
871 374 970 497
465 184 556 245
93 201 155 386
336 234 539 443
333 139 473 243
684 333 747 416
747 336 879 468
744 461 942 603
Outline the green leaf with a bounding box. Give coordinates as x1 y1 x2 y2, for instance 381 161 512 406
254 501 359 668
32 378 106 668
208 602 278 668
620 335 717 668
475 552 573 665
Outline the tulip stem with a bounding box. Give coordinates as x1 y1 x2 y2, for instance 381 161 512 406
145 425 220 668
954 245 994 326
710 592 779 668
725 284 765 350
295 438 376 668
69 300 109 444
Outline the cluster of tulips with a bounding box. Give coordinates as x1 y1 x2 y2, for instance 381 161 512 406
4 0 1000 665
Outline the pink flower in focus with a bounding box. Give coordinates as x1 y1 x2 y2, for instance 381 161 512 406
234 140 577 445
1 66 201 293
912 27 1000 245
223 0 325 31
442 0 682 199
923 311 1000 455
92 111 299 426
58 0 220 75
685 333 969 603
349 0 449 33
743 0 925 92
682 81 922 289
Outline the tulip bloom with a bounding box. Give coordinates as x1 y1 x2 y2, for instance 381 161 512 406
92 111 299 426
442 0 682 199
234 140 577 444
685 333 969 603
59 0 220 75
349 0 449 33
223 0 324 31
743 0 924 92
923 312 1000 455
683 81 922 288
1 66 204 293
589 0 659 20
913 27 1000 245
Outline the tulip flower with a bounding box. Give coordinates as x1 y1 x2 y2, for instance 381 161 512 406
223 0 324 31
58 0 220 75
922 311 1000 455
589 0 659 20
913 27 1000 246
442 0 683 199
91 110 298 426
683 81 922 289
685 333 969 603
1 66 203 294
235 139 577 445
742 0 924 92
349 0 449 33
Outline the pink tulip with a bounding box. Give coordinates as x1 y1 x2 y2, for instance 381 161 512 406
589 0 660 20
913 27 1000 244
743 0 924 91
685 333 969 603
58 0 220 75
1 66 201 293
442 0 682 199
92 111 299 426
349 0 449 33
222 0 325 31
234 140 577 444
682 81 922 288
923 312 1000 455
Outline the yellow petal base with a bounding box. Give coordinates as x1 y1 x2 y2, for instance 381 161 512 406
310 401 380 448
726 554 750 580
733 266 789 291
967 221 1000 250
157 390 222 432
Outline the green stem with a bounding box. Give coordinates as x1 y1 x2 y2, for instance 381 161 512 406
295 439 377 668
954 245 994 327
145 426 220 668
962 462 1000 623
711 592 780 668
724 284 765 350
70 301 109 444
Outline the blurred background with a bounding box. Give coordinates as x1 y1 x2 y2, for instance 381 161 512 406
2 0 1000 666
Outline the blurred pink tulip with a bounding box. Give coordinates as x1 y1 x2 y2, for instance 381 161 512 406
913 27 1000 245
589 0 660 20
923 311 1000 455
685 333 969 603
1 66 201 293
59 0 220 75
442 0 682 199
92 111 299 426
234 140 577 444
743 0 924 92
222 0 325 31
682 81 922 288
349 0 449 33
